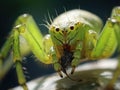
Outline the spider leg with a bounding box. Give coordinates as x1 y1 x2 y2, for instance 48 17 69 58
0 34 13 79
104 6 120 90
0 14 55 90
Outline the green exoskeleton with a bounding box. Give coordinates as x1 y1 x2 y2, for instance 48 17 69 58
0 6 120 90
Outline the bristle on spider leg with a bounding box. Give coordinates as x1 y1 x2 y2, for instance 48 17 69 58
22 67 30 79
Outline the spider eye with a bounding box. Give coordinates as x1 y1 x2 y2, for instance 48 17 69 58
70 26 74 30
55 28 60 32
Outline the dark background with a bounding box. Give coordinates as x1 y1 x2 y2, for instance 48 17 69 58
0 0 120 90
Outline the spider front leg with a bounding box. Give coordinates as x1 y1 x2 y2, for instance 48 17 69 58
13 29 27 89
91 20 117 59
91 7 120 90
0 34 13 79
104 7 120 90
0 14 54 90
0 24 29 90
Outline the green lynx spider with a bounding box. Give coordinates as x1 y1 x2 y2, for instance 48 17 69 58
0 6 120 90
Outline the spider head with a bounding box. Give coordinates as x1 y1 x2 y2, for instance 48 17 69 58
49 21 82 45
